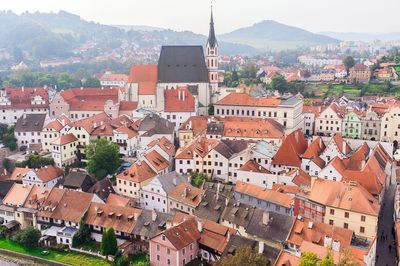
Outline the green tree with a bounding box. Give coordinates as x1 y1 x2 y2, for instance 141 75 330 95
343 56 355 74
20 154 54 168
318 255 334 266
208 104 214 115
271 75 288 93
72 218 91 247
190 172 207 188
2 125 17 151
101 228 118 256
84 77 101 88
299 252 318 266
86 138 121 179
217 246 269 266
12 227 41 247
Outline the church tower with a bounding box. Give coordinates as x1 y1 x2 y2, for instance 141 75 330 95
206 4 219 93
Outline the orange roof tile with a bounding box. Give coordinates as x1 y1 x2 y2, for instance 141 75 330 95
287 217 353 248
34 165 63 183
51 133 78 145
275 251 300 266
84 202 141 234
216 93 282 107
114 126 138 138
272 129 308 167
10 167 30 181
117 160 157 183
235 181 292 208
308 179 380 216
3 183 32 206
119 101 138 111
147 137 175 156
128 64 158 83
239 160 270 174
159 218 200 250
199 219 236 253
168 183 204 208
164 87 195 112
144 150 169 172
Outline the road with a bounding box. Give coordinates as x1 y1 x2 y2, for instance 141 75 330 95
376 165 397 266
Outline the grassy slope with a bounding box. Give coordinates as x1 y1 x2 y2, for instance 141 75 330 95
304 83 400 98
0 239 110 266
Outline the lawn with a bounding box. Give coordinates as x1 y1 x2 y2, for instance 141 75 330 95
0 238 110 266
76 240 101 253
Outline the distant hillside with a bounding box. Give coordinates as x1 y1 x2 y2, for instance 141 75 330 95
220 20 339 51
0 10 260 62
320 31 400 42
114 24 165 32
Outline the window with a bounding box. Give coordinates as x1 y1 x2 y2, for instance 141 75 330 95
344 212 349 218
361 215 366 222
360 227 365 233
330 209 334 215
344 223 348 229
157 244 160 251
167 248 170 254
182 248 186 255
329 219 334 225
157 255 160 261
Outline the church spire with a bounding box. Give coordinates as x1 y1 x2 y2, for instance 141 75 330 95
207 2 217 48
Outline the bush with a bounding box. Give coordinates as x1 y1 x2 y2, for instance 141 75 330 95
12 227 41 247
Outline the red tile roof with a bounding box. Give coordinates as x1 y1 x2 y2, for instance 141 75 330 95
159 218 200 250
216 93 282 107
117 160 157 183
164 87 195 112
128 64 158 83
0 87 49 109
99 73 128 82
239 160 270 174
35 165 63 182
272 129 308 167
51 133 78 145
235 181 292 208
119 101 138 111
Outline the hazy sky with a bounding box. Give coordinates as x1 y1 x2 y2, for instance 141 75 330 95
2 0 400 34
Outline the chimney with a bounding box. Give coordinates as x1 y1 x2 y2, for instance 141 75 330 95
133 212 139 221
182 186 188 198
216 182 220 201
182 90 185 101
226 232 231 242
197 220 203 232
319 137 323 148
152 209 157 222
258 241 264 254
178 90 181 101
22 86 24 92
173 177 177 186
262 211 270 225
308 221 313 229
342 141 347 154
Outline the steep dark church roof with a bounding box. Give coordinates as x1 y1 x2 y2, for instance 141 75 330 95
207 9 217 48
157 46 209 83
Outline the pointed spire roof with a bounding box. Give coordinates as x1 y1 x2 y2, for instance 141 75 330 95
207 4 217 48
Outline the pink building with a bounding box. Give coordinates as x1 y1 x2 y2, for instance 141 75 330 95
149 218 200 266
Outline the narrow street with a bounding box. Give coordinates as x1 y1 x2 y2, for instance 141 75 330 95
376 165 397 266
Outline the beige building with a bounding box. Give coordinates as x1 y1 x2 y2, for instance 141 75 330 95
214 93 303 133
380 107 400 143
51 133 78 168
349 64 371 83
116 160 157 198
315 103 344 136
308 179 379 240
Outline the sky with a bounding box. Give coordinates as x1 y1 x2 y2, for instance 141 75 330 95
2 0 400 35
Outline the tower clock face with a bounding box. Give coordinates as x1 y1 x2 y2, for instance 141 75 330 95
210 50 214 55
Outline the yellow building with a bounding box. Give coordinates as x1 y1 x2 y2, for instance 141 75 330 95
307 179 380 240
51 133 78 167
